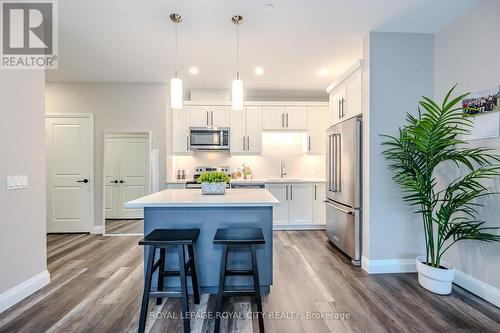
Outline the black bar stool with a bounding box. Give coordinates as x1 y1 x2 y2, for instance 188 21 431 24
213 227 265 333
138 228 201 333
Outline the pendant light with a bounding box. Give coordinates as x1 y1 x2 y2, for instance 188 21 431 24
170 13 183 110
231 15 244 111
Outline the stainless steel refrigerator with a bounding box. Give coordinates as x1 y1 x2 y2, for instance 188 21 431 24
325 116 362 266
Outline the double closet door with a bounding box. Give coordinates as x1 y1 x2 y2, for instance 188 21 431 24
104 134 150 219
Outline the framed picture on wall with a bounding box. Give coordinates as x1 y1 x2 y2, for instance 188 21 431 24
462 85 500 141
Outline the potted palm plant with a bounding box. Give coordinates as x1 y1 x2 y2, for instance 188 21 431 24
197 171 231 195
381 86 500 295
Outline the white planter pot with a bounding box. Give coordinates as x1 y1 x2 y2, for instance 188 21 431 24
201 182 226 195
416 256 454 295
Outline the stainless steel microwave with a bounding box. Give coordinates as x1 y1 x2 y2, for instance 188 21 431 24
189 127 230 151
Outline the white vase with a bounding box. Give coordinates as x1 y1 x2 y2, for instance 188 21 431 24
416 256 454 295
201 182 226 195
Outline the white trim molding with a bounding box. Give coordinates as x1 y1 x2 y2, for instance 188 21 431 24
91 225 103 235
0 270 50 313
361 256 417 274
454 269 500 307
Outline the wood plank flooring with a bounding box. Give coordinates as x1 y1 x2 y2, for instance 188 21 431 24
105 219 143 234
0 231 499 333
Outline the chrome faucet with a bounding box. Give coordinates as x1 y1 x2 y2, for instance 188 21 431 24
280 160 287 178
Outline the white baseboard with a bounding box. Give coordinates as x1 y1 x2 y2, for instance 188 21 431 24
361 256 500 307
361 256 416 274
0 270 50 313
454 269 500 307
91 225 103 235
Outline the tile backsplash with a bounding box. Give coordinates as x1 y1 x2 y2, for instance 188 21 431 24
170 132 325 180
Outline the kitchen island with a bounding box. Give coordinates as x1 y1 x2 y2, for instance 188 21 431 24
125 188 280 294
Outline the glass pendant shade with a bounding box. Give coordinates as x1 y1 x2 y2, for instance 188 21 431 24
170 77 183 110
231 79 244 111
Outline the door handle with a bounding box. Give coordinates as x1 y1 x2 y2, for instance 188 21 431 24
242 136 245 150
77 179 89 183
211 111 214 126
286 113 289 127
281 113 284 128
206 111 209 126
314 185 317 200
247 136 250 151
119 180 125 184
308 136 311 151
110 180 118 184
285 185 288 200
290 185 293 201
338 99 341 119
324 200 354 214
341 98 345 118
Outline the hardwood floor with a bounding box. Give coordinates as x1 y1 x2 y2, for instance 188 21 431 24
0 231 499 333
105 219 143 234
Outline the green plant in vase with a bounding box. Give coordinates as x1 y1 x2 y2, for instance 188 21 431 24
381 85 500 294
197 171 230 195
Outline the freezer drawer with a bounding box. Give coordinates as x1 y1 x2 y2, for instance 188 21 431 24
324 200 361 265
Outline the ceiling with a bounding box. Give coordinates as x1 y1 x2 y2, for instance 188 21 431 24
46 0 481 95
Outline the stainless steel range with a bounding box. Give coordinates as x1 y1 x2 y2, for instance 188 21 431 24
185 166 231 189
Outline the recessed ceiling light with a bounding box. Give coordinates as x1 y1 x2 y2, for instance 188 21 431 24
254 67 264 75
264 3 274 12
318 68 329 76
189 67 199 75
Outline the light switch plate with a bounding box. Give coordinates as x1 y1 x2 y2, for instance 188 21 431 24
6 175 28 190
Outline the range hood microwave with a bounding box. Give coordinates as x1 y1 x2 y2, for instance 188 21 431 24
190 127 230 151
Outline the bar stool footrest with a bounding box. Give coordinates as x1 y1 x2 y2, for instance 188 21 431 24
224 269 253 276
223 288 257 297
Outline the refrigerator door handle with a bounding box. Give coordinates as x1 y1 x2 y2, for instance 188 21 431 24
324 200 354 215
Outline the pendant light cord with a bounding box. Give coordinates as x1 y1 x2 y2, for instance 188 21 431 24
236 22 239 80
174 22 178 78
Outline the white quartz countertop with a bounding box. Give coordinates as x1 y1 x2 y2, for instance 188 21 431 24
125 189 280 208
166 178 326 184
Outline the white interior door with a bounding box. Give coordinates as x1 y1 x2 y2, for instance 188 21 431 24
104 138 120 218
118 136 150 218
46 115 93 233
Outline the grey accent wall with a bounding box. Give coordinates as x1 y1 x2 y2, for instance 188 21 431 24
435 0 500 289
0 71 47 293
45 83 168 228
363 32 434 261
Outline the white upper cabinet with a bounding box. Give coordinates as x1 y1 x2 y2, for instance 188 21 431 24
172 109 190 153
210 106 230 127
189 105 229 128
262 106 285 130
245 106 262 153
230 106 262 154
262 105 308 130
188 105 211 127
328 60 363 125
305 106 329 155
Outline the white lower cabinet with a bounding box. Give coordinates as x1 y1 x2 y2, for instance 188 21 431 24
312 183 326 224
289 184 313 224
266 184 289 225
266 182 325 229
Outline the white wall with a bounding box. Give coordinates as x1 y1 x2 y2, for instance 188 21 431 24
45 83 168 228
435 0 500 292
0 70 48 311
363 32 434 266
